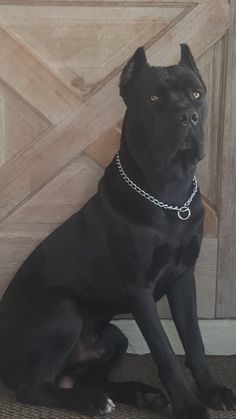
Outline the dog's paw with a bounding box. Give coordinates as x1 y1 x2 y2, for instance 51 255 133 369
136 387 169 411
200 385 236 411
98 395 115 415
174 401 209 419
89 392 115 416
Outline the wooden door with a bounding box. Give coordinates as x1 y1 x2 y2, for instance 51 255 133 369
0 0 235 318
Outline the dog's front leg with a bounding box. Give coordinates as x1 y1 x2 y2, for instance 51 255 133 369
129 287 209 419
167 270 236 412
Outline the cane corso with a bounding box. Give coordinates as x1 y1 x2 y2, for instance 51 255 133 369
0 45 235 419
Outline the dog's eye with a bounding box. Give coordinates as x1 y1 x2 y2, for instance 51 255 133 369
150 95 159 102
193 91 201 99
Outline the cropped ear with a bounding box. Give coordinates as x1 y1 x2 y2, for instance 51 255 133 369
179 43 206 90
119 47 147 98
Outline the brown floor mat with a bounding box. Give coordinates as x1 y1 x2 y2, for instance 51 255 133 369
0 354 236 418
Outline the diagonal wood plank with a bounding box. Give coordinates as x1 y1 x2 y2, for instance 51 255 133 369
0 154 103 298
0 0 229 225
0 27 80 124
0 0 198 6
0 80 50 167
0 2 190 99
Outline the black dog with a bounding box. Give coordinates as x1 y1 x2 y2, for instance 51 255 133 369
0 45 235 419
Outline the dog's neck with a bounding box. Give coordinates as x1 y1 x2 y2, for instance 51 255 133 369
119 114 197 207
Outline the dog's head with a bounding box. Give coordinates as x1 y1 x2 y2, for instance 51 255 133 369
119 44 207 166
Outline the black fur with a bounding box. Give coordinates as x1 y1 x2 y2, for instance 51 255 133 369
0 45 235 418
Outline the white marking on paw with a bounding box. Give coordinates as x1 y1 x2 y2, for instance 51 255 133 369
100 396 115 414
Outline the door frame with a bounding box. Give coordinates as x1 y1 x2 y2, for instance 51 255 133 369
217 0 236 318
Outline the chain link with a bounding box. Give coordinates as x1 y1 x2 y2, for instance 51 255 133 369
115 152 198 215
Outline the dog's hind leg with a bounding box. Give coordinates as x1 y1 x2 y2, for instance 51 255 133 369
1 292 114 416
77 323 168 412
17 377 115 416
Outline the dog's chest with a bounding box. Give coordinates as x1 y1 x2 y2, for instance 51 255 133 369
146 234 201 289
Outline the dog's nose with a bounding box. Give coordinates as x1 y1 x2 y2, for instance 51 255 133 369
179 111 199 126
190 112 199 125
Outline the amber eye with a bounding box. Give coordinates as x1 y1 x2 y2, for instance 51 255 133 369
150 95 159 102
193 91 201 99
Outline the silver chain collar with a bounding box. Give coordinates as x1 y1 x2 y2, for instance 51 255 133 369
115 152 198 220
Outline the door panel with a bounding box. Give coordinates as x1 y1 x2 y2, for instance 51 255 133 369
217 1 236 318
0 1 234 318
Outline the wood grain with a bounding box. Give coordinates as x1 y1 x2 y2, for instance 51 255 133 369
0 3 188 99
197 36 227 210
0 0 233 320
0 28 80 124
0 155 103 294
217 0 236 318
0 1 199 6
0 2 228 223
0 80 50 168
85 126 120 168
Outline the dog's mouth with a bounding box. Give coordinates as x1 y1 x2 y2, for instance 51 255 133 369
149 124 204 166
180 137 192 151
178 128 204 163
